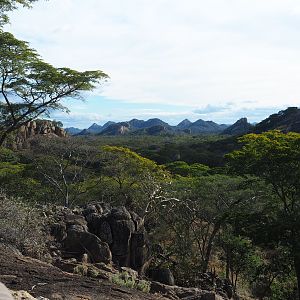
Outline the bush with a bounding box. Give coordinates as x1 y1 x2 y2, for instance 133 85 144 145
0 192 46 258
111 272 150 293
73 264 88 276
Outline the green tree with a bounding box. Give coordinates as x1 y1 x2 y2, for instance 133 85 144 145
0 0 37 25
0 31 108 146
227 130 300 298
165 161 210 177
98 145 169 217
219 231 260 292
158 174 264 281
250 246 295 300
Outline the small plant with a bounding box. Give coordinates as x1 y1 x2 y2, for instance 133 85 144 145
73 264 88 276
135 279 151 293
87 266 100 278
112 272 135 289
111 271 151 293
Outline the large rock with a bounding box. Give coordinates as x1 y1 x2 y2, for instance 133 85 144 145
48 204 151 273
85 205 150 270
86 214 113 245
63 229 111 264
108 213 135 266
130 231 149 270
148 268 175 286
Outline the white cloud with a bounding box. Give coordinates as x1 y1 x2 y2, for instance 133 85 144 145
4 0 300 117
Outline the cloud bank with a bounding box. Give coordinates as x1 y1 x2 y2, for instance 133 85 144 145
5 0 300 126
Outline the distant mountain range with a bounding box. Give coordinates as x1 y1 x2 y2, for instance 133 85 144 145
65 118 230 136
65 107 300 136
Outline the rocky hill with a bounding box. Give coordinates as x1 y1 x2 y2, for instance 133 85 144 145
100 122 131 135
6 120 67 150
222 118 253 136
253 107 300 133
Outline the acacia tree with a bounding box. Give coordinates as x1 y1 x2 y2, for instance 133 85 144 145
29 137 99 207
0 32 108 146
227 130 300 298
0 0 38 25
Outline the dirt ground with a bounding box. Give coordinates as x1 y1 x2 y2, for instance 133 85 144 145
0 244 166 300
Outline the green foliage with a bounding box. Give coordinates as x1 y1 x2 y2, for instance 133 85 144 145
155 174 265 287
82 134 237 167
0 146 18 162
0 0 37 25
165 161 210 177
0 147 43 200
27 137 99 207
111 272 150 293
97 145 169 215
219 231 261 291
250 246 295 300
73 264 88 276
228 130 300 296
270 275 298 300
227 130 300 190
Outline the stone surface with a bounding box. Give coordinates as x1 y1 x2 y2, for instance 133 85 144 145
47 204 150 272
0 244 169 300
149 268 175 286
63 229 112 264
85 205 150 271
150 281 228 300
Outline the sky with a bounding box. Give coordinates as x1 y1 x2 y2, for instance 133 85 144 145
4 0 300 128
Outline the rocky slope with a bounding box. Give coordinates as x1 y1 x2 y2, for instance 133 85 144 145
0 203 229 300
253 107 300 133
0 244 166 300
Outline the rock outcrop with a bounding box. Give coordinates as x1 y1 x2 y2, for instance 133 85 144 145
48 204 150 273
7 120 67 150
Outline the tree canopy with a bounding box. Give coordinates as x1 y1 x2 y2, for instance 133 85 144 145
227 130 300 297
0 0 38 25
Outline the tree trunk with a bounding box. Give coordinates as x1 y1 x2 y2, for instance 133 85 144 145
225 250 230 280
202 224 221 273
294 253 300 300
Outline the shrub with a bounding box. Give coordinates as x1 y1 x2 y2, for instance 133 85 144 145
111 272 150 293
0 192 46 258
135 279 151 293
73 264 88 276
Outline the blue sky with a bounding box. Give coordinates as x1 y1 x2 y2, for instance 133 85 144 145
5 0 300 128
